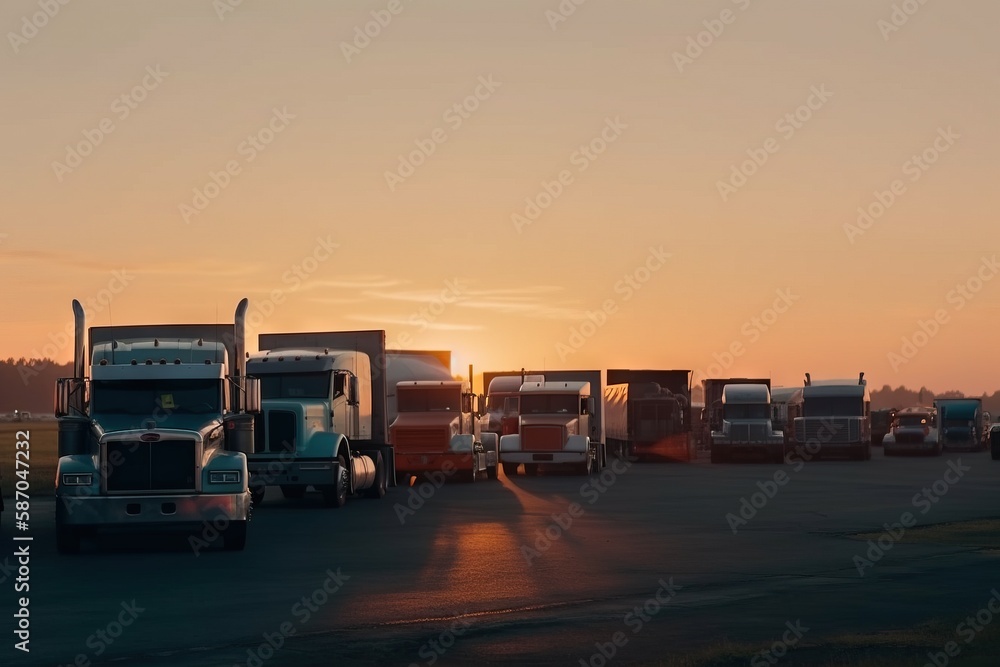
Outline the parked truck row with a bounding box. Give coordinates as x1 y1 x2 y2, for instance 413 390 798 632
49 298 998 553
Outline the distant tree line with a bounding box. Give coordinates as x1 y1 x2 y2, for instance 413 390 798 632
0 358 72 414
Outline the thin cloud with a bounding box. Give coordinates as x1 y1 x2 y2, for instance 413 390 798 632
346 314 483 331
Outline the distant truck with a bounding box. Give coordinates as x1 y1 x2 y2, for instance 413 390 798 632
54 299 259 553
245 330 395 507
482 372 544 441
604 383 685 460
500 370 606 476
390 379 498 483
701 378 770 449
793 373 872 461
882 407 939 456
604 369 692 461
934 398 984 452
769 387 803 445
710 384 785 463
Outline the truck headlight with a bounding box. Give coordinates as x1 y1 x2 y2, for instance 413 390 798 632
62 473 93 486
209 471 241 484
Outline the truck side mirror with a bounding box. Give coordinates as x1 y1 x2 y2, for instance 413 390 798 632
348 376 359 406
245 376 262 414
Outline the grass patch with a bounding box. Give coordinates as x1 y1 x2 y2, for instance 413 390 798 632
1 421 58 498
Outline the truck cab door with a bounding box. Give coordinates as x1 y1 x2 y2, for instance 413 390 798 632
331 371 352 437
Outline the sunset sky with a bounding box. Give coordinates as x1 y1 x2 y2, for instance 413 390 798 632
2 1 998 395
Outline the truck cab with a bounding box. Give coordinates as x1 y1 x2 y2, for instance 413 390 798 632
246 344 388 506
53 299 259 553
390 380 498 483
883 407 939 456
499 381 600 476
793 373 871 461
710 384 784 463
934 398 984 452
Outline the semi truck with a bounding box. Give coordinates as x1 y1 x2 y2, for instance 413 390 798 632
54 299 259 553
793 373 871 461
934 398 984 452
499 370 606 476
482 372 544 441
710 384 784 463
701 378 770 448
604 369 692 461
390 379 498 483
882 407 939 456
870 408 897 446
245 330 396 507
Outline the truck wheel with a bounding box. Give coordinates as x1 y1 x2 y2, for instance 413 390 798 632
933 442 942 457
322 455 349 508
864 444 872 461
364 456 387 499
524 464 539 477
250 483 265 507
462 467 477 483
396 470 412 486
280 485 306 499
992 447 1000 461
56 524 81 555
487 462 499 480
502 462 518 477
710 449 723 464
222 520 247 551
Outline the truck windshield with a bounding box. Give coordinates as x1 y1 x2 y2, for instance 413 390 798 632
397 388 461 412
724 404 770 420
487 394 512 411
897 415 929 427
520 394 579 415
261 371 331 399
92 379 221 415
804 397 864 417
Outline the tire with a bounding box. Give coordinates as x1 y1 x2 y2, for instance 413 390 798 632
250 483 265 507
461 466 477 483
56 524 81 555
364 455 387 499
711 448 723 464
396 470 412 486
280 485 306 499
502 462 519 477
884 446 895 457
992 447 1000 461
864 444 872 461
222 520 247 551
932 442 942 457
524 463 539 477
322 455 349 508
486 462 499 480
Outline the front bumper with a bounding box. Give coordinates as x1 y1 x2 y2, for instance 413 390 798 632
247 458 338 487
396 451 478 473
56 492 250 530
500 451 588 465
